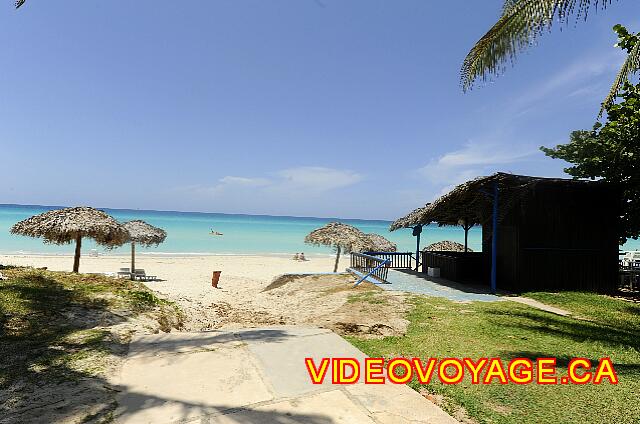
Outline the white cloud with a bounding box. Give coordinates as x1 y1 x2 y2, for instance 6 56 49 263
394 48 618 214
437 141 536 167
208 166 363 195
418 139 539 188
218 176 271 187
173 166 364 216
210 167 362 195
275 166 363 192
513 49 624 111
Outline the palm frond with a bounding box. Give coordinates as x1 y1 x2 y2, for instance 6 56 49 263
461 0 612 92
502 0 523 15
15 0 26 8
601 41 640 115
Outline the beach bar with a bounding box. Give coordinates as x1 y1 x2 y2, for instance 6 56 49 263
391 173 621 293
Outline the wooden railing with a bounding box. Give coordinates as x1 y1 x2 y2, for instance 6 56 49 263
350 252 391 283
363 252 415 269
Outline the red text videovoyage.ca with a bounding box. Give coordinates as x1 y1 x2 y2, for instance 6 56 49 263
305 357 618 385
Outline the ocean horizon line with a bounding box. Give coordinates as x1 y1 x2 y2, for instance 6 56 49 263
0 203 396 224
0 251 337 258
2 204 638 254
0 204 440 255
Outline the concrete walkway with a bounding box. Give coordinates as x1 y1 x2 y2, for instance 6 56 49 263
110 326 456 424
380 270 501 302
507 297 572 316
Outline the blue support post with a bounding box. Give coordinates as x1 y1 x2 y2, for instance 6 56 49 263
416 231 421 271
490 182 499 294
412 224 423 272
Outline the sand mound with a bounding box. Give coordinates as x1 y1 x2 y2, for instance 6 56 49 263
200 273 411 338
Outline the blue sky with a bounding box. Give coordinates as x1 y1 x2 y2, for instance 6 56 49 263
1 1 637 220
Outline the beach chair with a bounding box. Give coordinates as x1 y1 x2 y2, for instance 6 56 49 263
117 268 131 278
133 269 157 281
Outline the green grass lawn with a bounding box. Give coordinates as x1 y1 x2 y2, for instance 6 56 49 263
347 292 640 424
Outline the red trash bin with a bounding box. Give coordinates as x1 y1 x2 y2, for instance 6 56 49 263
211 271 222 288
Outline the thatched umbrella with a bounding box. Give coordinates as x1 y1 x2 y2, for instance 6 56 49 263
304 222 373 272
123 220 167 279
365 233 397 252
10 206 129 272
424 240 473 252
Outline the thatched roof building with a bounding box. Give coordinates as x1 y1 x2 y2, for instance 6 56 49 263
390 173 604 231
389 204 431 231
391 173 620 293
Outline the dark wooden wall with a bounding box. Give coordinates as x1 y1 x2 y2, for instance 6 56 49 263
422 251 487 284
483 182 620 293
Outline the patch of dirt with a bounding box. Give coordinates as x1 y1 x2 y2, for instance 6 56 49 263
333 322 397 337
262 274 304 291
182 273 411 338
486 402 513 416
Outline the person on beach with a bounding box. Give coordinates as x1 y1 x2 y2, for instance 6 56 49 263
292 253 300 260
299 253 307 261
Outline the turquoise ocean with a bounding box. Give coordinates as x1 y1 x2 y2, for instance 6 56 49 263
0 204 637 256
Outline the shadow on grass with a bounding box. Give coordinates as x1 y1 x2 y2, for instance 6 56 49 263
0 271 132 421
486 308 640 353
498 351 640 374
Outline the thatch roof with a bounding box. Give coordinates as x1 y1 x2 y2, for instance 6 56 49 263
389 204 431 231
10 206 129 247
304 222 374 253
365 233 397 252
390 173 601 231
424 241 473 253
123 220 167 247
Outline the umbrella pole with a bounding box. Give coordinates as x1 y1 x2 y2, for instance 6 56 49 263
130 242 136 281
333 246 341 273
73 234 82 273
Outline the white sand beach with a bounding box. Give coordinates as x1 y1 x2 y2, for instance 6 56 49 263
0 253 410 334
0 253 340 285
0 254 340 276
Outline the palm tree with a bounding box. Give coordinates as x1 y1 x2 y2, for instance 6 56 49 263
461 0 637 113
